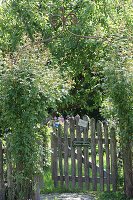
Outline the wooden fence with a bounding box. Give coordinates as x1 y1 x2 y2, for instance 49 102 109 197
51 115 118 191
0 139 43 200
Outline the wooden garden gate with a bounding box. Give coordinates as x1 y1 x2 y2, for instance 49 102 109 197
51 115 118 192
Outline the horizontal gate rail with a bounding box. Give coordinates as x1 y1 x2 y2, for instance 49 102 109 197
56 175 113 184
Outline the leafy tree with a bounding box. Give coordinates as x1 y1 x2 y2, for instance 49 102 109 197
0 0 106 119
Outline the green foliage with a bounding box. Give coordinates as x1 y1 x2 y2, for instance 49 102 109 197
0 0 123 118
98 11 133 196
0 45 71 198
1 0 132 119
100 98 118 124
97 191 128 200
0 63 46 199
55 39 104 119
1 66 46 127
0 35 71 198
101 36 133 144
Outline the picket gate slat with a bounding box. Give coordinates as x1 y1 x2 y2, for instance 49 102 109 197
76 115 83 190
83 115 89 190
64 120 69 189
58 124 64 188
97 121 104 191
91 118 97 191
103 121 110 191
70 117 76 189
52 132 58 188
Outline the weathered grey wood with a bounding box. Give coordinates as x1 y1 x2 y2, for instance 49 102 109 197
38 174 43 190
32 138 44 200
51 122 57 185
91 118 97 191
33 189 40 200
97 121 104 191
0 140 5 200
83 115 89 190
6 145 13 200
64 120 69 189
58 124 64 188
53 133 58 187
103 122 110 191
76 115 83 190
110 127 117 191
32 176 40 200
39 161 44 189
70 117 76 189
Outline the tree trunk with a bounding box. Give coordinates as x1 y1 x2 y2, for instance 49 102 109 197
122 140 133 199
0 140 5 200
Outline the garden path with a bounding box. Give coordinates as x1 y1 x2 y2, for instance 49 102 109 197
40 193 96 200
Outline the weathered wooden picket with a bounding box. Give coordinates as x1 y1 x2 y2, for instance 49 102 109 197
51 115 118 191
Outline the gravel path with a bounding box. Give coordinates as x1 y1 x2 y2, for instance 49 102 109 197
40 193 96 200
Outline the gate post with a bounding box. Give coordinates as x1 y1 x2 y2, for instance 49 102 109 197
83 115 89 190
110 127 117 191
91 118 97 191
76 115 83 190
70 117 76 190
64 120 69 189
0 140 5 200
6 144 13 200
103 121 110 191
58 124 64 188
97 121 104 191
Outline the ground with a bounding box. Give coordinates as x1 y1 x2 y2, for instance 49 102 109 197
40 193 96 200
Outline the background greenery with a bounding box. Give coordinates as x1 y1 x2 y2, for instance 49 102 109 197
0 0 132 199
